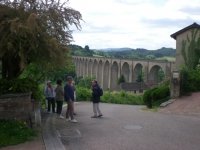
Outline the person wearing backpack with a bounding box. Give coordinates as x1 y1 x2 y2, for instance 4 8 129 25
91 80 103 118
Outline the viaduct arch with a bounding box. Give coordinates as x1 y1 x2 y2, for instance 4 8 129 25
73 56 175 90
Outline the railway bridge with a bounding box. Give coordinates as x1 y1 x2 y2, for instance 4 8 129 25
73 56 175 90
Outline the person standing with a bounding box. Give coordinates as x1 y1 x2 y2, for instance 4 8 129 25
44 81 55 113
55 79 64 119
64 76 78 123
91 80 103 118
72 80 77 115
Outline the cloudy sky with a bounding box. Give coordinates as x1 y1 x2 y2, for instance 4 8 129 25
68 0 200 50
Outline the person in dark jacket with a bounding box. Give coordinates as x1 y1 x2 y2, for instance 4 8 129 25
91 80 103 118
64 76 77 123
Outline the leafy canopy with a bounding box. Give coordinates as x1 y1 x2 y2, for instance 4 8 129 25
181 29 200 69
0 0 82 79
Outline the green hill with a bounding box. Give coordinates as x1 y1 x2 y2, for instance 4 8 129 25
69 44 175 61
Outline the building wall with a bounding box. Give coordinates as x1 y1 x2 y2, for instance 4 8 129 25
175 29 200 69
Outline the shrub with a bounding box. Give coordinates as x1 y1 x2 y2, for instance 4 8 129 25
180 67 200 95
143 89 153 108
143 82 170 108
0 119 36 147
76 87 144 105
0 78 43 101
101 91 144 105
117 75 126 84
76 76 95 89
76 86 91 101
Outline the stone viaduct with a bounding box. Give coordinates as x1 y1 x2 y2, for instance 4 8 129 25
73 56 175 90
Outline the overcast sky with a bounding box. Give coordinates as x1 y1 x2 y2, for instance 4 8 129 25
68 0 200 50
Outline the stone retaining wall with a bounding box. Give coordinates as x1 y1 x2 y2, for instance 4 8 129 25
0 93 41 127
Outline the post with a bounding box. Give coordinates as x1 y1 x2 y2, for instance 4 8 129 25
170 70 180 98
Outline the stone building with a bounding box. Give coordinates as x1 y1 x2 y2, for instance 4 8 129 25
171 22 200 69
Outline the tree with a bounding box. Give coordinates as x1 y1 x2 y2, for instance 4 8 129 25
136 71 144 82
0 0 82 79
117 75 126 85
158 69 165 82
84 45 90 51
181 29 200 69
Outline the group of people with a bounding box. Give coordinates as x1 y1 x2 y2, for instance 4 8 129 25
44 76 103 123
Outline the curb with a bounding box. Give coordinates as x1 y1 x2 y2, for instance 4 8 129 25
42 114 65 150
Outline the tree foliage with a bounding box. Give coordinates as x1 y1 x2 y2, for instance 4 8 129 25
70 44 175 60
0 0 82 79
117 75 126 85
181 29 200 69
136 71 144 82
69 44 94 56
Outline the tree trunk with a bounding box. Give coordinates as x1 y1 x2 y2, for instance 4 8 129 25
2 53 21 80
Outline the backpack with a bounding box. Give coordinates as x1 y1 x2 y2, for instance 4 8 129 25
99 87 103 96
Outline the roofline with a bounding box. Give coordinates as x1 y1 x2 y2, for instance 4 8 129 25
170 22 200 40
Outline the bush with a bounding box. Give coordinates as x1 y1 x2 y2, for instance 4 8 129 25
76 86 143 105
0 78 43 101
117 75 126 84
143 89 152 108
0 119 36 148
76 76 95 89
101 91 144 105
76 86 92 101
143 82 170 108
180 67 200 95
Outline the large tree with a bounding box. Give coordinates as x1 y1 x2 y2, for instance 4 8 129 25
0 0 82 79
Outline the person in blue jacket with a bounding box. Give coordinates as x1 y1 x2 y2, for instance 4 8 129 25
64 76 78 123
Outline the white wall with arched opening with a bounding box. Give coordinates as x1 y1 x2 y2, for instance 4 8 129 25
148 65 165 85
74 59 78 76
80 59 84 77
88 59 92 77
92 59 98 78
97 60 103 86
77 59 81 77
122 62 130 82
133 63 143 82
83 59 87 77
111 61 119 90
103 61 110 90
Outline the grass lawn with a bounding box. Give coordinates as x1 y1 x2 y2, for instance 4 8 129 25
0 119 36 148
156 56 175 62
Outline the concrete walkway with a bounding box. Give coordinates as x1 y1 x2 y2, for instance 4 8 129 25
54 102 200 150
42 113 65 150
2 100 200 150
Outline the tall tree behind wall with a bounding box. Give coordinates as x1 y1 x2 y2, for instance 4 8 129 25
0 0 82 79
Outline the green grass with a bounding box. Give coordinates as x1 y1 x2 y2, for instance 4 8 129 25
0 120 37 148
101 91 144 105
142 107 159 112
76 87 144 105
156 57 175 62
92 54 104 57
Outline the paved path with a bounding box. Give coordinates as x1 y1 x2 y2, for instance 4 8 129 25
159 92 200 116
52 102 200 150
2 101 200 150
